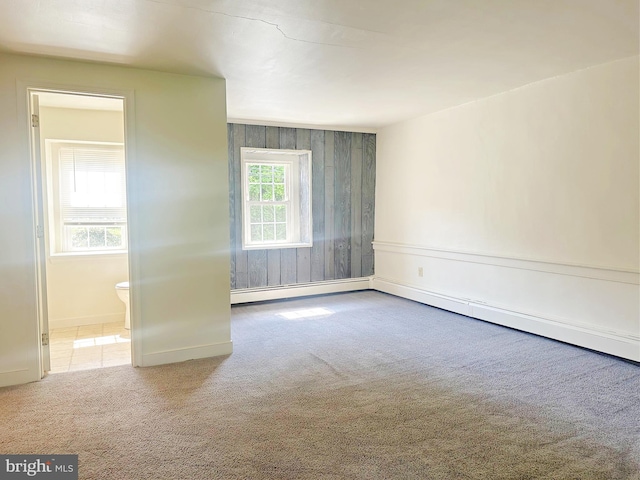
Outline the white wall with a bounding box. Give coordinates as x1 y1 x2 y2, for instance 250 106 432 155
39 106 129 328
0 52 231 386
374 56 640 361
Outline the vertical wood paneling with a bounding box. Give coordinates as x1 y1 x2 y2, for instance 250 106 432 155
324 131 335 280
232 124 248 289
334 132 352 279
280 127 296 149
296 247 311 283
280 128 297 285
266 126 280 150
248 257 267 288
267 251 281 286
246 125 266 147
350 133 363 278
310 130 325 282
296 129 312 283
246 125 267 288
281 251 297 285
362 133 376 276
228 125 236 289
266 126 281 286
296 128 311 146
228 124 375 290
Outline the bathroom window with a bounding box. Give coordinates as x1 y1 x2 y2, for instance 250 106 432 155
241 148 312 250
47 141 127 254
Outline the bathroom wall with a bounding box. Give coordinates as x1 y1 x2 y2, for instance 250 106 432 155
0 52 231 386
39 106 129 328
374 56 639 361
228 124 376 290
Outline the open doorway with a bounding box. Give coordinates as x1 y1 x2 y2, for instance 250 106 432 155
30 90 132 373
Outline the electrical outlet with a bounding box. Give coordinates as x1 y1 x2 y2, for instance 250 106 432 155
418 267 423 277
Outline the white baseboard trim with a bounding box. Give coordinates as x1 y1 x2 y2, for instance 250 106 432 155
231 277 373 304
372 277 471 317
49 312 125 329
372 277 640 362
141 341 233 367
0 368 38 389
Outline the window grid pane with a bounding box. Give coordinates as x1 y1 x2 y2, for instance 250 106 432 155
65 225 125 251
248 203 288 243
247 162 288 245
247 164 286 203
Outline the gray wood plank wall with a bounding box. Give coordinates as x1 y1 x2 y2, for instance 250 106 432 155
228 124 376 290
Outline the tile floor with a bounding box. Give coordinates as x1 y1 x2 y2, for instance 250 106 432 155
48 321 131 374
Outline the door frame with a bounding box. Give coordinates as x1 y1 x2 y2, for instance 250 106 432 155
29 92 50 373
20 80 141 375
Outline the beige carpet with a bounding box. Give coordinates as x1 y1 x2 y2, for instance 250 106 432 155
1 291 638 479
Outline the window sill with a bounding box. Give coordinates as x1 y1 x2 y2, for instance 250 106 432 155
242 242 313 251
48 250 128 263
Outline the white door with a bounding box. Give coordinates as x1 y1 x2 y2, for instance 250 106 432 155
0 91 46 387
29 92 51 375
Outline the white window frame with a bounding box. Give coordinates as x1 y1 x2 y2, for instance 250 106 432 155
241 147 312 250
45 140 128 255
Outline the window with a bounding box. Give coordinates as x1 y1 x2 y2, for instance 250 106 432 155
241 148 312 250
47 141 127 254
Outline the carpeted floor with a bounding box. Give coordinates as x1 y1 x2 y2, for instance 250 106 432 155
1 291 639 479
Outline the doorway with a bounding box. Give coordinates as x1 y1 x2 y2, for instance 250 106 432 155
30 90 132 374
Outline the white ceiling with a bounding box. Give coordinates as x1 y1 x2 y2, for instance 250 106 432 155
0 0 638 130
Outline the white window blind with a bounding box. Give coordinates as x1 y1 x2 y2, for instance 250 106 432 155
58 145 127 224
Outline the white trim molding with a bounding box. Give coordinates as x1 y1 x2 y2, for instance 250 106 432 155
231 277 373 304
373 241 639 285
0 368 35 389
228 119 377 134
141 341 233 367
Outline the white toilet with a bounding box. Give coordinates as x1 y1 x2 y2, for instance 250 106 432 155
115 281 130 329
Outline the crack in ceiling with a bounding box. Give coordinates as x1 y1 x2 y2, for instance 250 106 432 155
142 0 362 49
